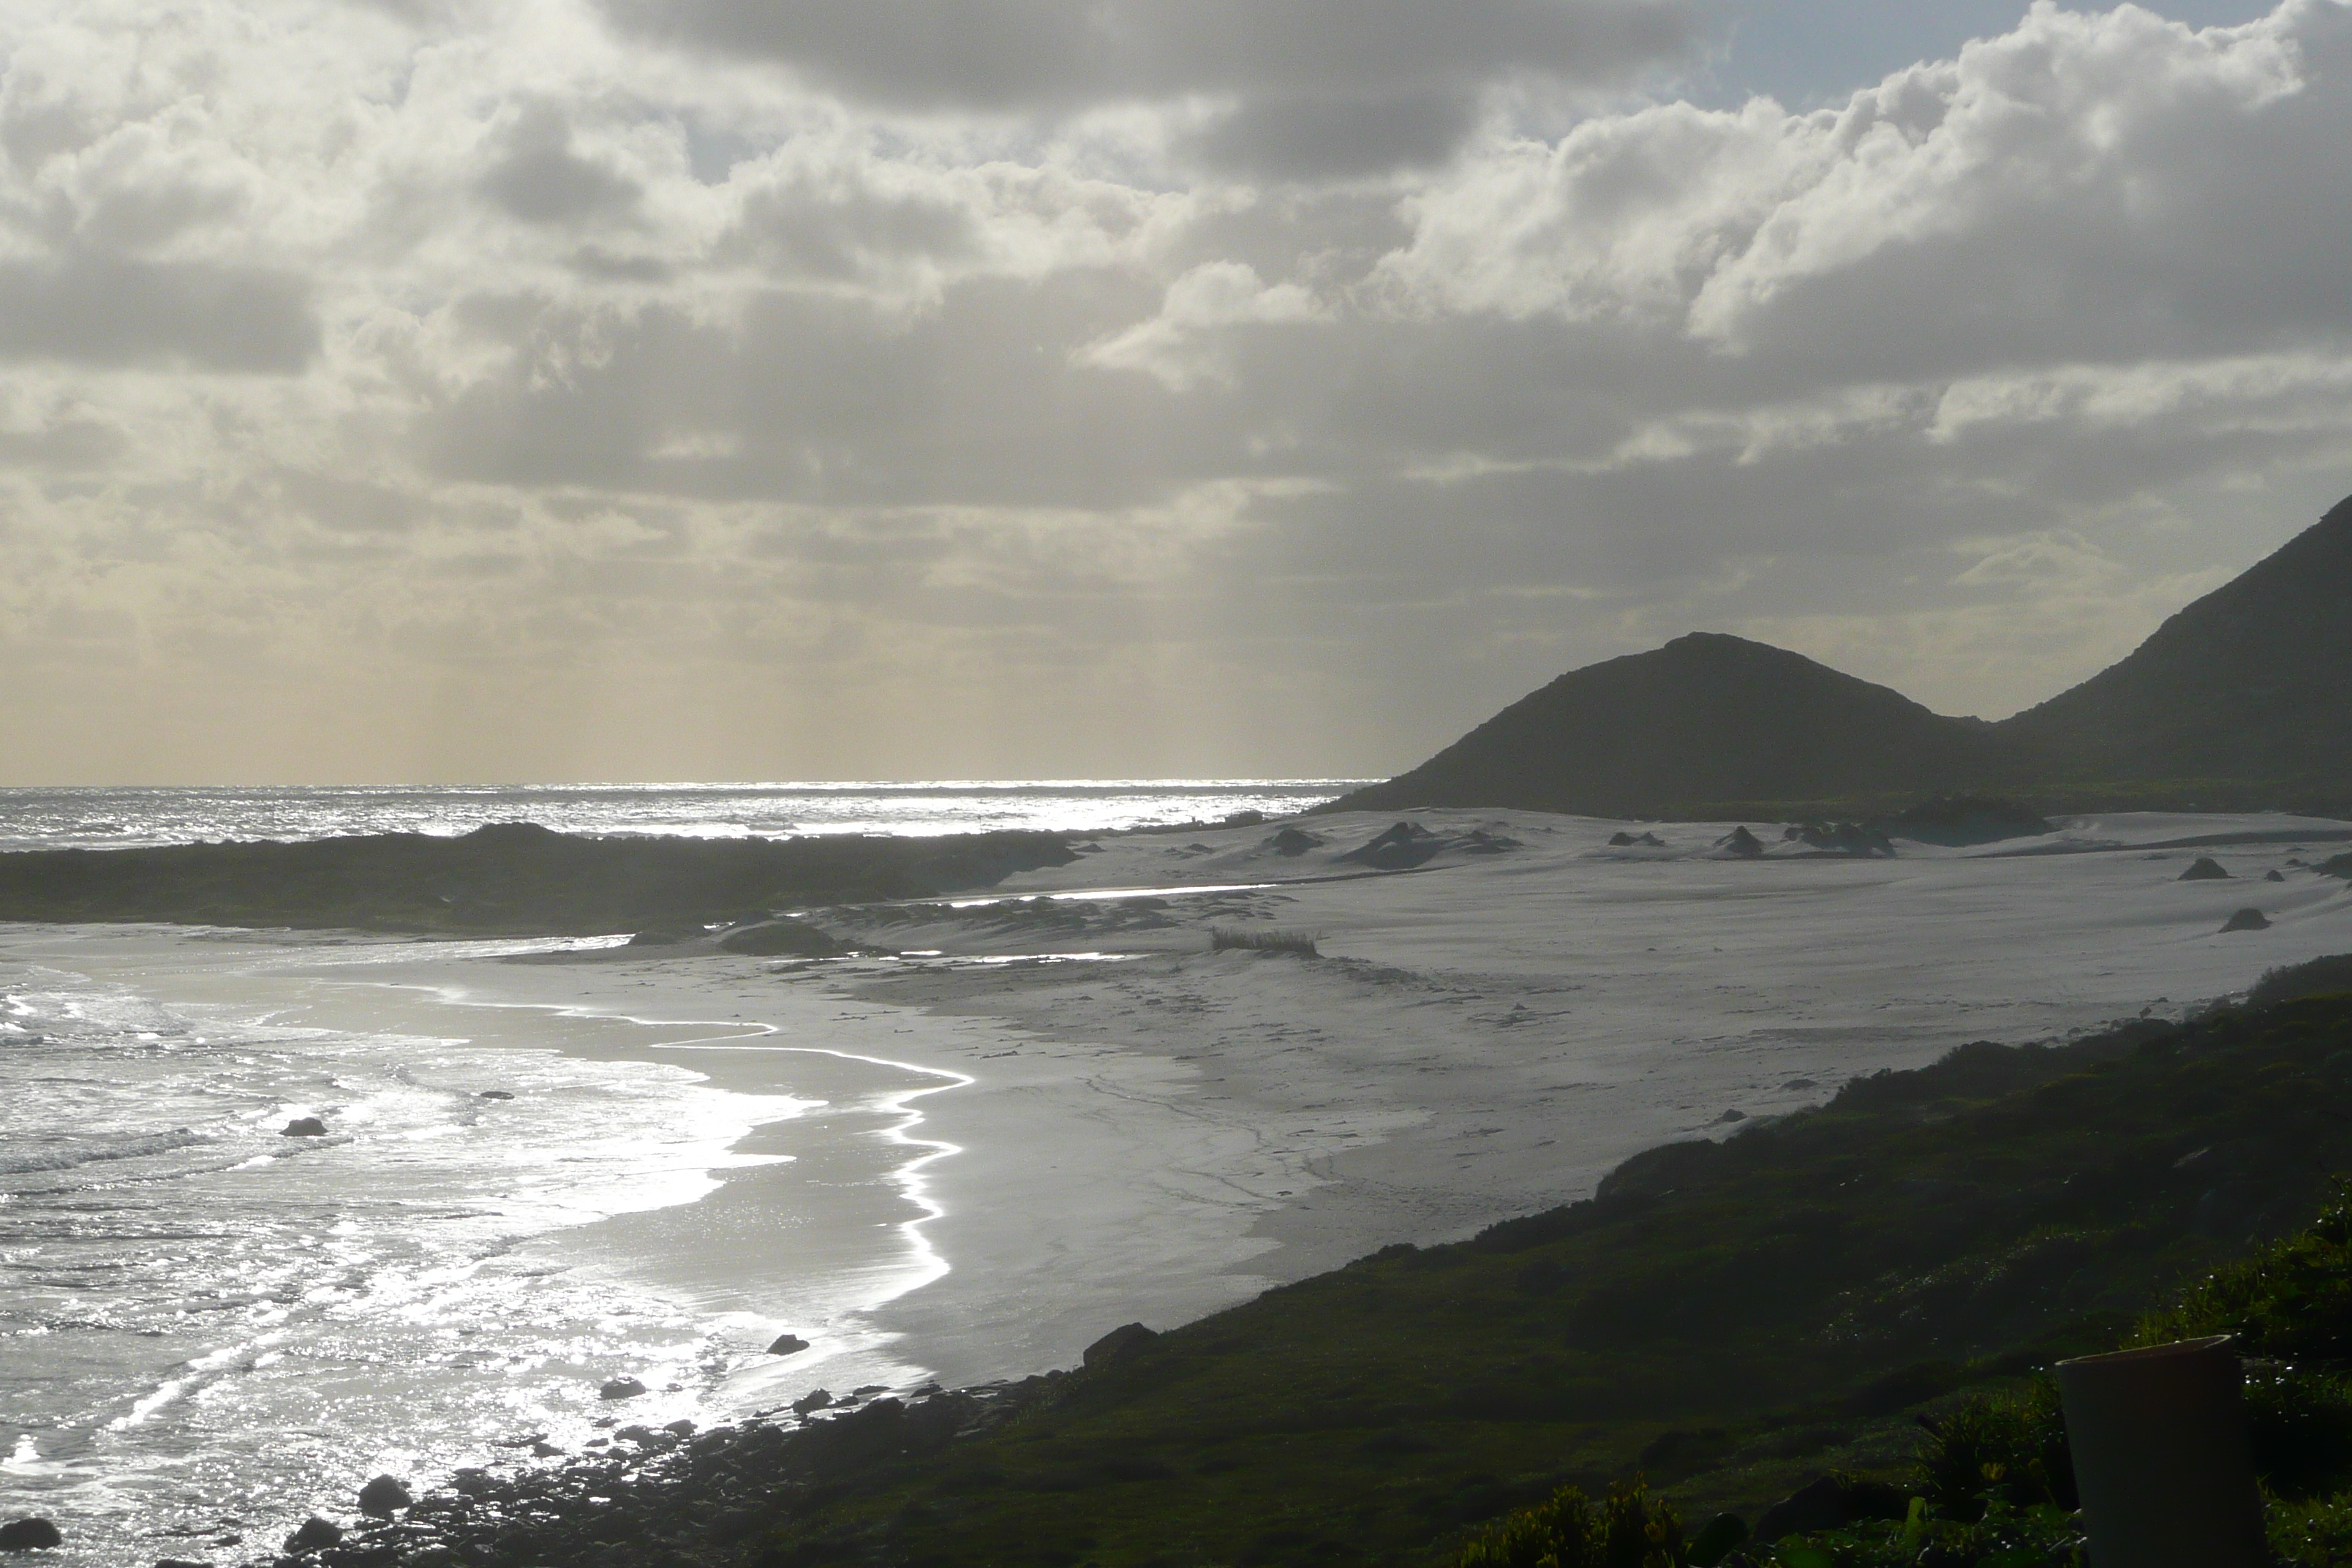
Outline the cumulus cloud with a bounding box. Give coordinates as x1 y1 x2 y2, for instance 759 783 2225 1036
1 0 2351 781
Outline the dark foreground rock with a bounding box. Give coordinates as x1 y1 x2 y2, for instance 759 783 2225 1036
356 1476 411 1516
2223 907 2273 932
281 1117 327 1138
599 1376 648 1400
263 1385 1028 1568
283 1516 342 1553
2181 856 2234 880
1081 1322 1158 1370
766 1333 810 1355
0 1518 61 1551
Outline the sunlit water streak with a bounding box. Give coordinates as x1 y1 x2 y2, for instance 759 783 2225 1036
0 780 1357 851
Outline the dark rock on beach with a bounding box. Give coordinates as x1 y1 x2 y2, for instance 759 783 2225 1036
2268 868 2288 881
355 1475 411 1516
2181 856 2233 880
1265 826 1322 856
1875 795 2051 845
766 1333 810 1355
1716 826 1765 858
1336 821 1446 870
280 1117 327 1138
476 1089 513 1099
793 1388 834 1416
0 1518 61 1551
598 1376 647 1400
2223 907 2272 932
283 1516 342 1553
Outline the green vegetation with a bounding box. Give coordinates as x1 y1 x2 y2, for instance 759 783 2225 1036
0 823 1077 935
732 968 2352 1567
1208 927 1321 956
1455 1479 1689 1567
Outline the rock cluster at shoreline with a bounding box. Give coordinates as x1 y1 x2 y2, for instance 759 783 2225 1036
237 1379 1063 1568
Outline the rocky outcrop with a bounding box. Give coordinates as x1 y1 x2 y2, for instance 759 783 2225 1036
2180 857 2233 880
1335 822 1447 870
598 1376 647 1400
280 1117 326 1137
2222 908 2272 932
1715 826 1765 859
1082 1322 1159 1370
766 1333 810 1355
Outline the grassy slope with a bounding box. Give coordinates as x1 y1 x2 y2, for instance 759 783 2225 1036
0 824 1077 935
755 991 2352 1568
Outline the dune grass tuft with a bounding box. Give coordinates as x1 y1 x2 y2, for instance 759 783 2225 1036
1208 926 1319 957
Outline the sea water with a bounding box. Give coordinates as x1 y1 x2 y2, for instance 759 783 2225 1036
0 780 1357 852
0 783 1352 1564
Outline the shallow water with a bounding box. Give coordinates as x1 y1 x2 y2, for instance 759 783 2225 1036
0 928 946 1566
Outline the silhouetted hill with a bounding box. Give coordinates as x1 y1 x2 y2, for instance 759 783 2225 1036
1322 632 2034 818
1999 494 2352 783
1326 495 2352 819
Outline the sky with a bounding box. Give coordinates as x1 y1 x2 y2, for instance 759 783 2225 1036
2 0 2345 784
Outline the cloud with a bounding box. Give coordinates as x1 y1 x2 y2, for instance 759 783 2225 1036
598 0 1703 175
0 255 318 371
4 0 2352 782
478 102 644 225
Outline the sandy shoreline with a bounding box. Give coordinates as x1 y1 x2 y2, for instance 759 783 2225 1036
21 806 2351 1413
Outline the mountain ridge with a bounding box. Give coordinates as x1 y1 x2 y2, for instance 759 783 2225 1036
1324 494 2352 820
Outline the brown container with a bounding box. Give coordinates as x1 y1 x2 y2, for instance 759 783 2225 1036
2054 1335 2266 1568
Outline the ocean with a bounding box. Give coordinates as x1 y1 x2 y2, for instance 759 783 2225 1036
0 782 1353 1565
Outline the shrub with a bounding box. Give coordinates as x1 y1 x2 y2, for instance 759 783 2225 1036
1915 1380 2074 1520
1457 1477 1689 1568
1208 927 1319 956
2136 1180 2352 1360
2247 1368 2352 1499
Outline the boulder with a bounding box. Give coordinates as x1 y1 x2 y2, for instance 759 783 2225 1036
281 1117 328 1138
2179 856 2232 881
1266 826 1323 856
1082 1322 1158 1370
792 1389 834 1416
1637 832 1665 847
2266 869 2288 882
1335 822 1446 870
625 927 703 946
1751 1475 1907 1546
598 1376 647 1401
766 1333 810 1356
1715 826 1765 859
0 1519 61 1551
477 1090 514 1100
1608 832 1640 846
356 1475 412 1516
2222 908 2272 932
284 1517 343 1553
662 1418 696 1437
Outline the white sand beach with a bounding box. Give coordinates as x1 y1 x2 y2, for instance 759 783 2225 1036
23 809 2352 1410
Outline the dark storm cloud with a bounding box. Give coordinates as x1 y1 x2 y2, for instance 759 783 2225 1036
0 255 318 372
600 0 1700 173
